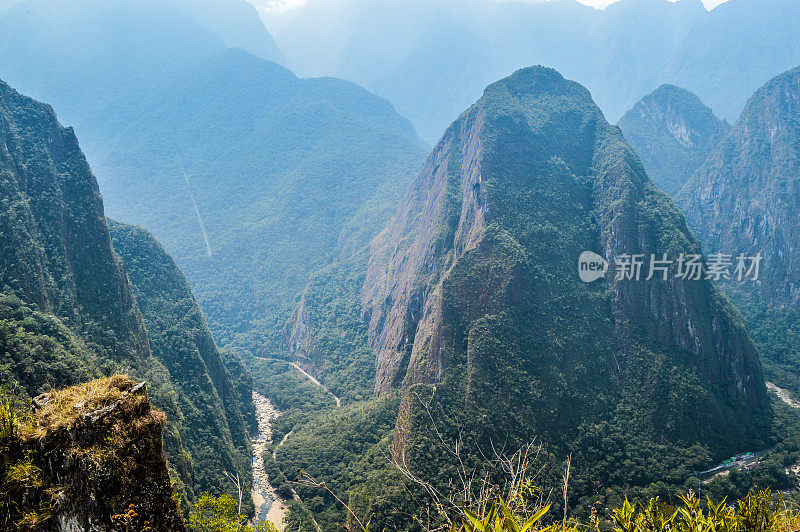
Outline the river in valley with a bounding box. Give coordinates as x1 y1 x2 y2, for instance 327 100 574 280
251 391 288 530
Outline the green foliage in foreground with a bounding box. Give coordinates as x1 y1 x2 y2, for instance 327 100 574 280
265 389 800 532
188 493 278 532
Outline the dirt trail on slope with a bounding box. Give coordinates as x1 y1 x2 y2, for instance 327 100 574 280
253 357 342 408
286 361 341 407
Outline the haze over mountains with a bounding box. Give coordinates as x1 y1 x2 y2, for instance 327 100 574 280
267 0 800 143
0 0 426 357
2 0 800 529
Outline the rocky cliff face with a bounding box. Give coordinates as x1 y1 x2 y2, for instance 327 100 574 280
2 376 184 531
678 67 800 309
619 84 729 196
0 78 150 366
362 67 769 457
362 97 488 394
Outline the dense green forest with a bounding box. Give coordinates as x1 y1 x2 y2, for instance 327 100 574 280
90 48 426 360
109 221 254 510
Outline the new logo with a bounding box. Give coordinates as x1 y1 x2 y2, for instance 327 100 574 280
578 251 608 282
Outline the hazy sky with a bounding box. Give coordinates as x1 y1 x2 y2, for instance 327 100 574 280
250 0 731 13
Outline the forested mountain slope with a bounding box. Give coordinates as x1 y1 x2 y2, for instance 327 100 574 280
678 66 800 309
619 84 730 195
109 220 255 510
0 0 426 360
678 66 800 402
91 48 426 357
0 79 252 508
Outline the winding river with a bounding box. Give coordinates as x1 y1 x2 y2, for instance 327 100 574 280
251 392 288 529
250 361 340 530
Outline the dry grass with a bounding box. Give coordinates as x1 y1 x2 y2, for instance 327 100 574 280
773 504 800 532
30 374 152 438
25 374 166 468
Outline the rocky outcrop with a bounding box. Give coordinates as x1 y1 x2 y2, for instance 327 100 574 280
363 66 770 455
4 376 184 531
678 66 800 309
619 84 729 196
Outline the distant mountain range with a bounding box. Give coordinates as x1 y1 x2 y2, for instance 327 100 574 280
268 0 800 143
679 66 800 309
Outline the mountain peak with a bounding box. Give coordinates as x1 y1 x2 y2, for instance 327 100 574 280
678 65 800 308
619 83 729 195
362 67 768 466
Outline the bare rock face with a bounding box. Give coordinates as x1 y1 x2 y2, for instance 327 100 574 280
678 66 800 309
362 103 488 395
362 66 770 456
18 376 185 531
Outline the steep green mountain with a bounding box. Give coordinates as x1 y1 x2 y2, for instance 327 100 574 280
677 66 800 397
273 67 772 530
619 84 730 195
108 220 254 511
0 79 252 508
0 79 150 374
363 66 768 456
90 48 425 357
